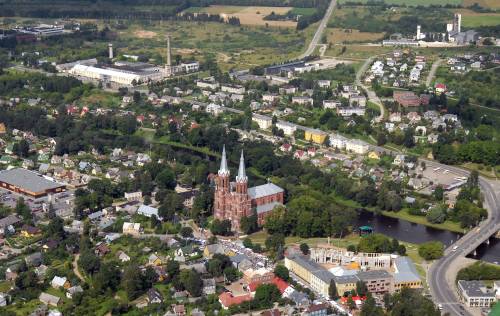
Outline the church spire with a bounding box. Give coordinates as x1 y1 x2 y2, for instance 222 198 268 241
218 145 230 176
236 150 247 183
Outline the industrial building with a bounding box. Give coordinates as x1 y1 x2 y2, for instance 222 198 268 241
63 36 199 86
0 168 66 198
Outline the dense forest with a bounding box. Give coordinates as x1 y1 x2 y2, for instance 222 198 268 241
0 0 323 19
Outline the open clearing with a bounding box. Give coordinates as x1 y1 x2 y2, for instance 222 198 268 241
185 5 297 27
327 28 385 44
133 30 157 38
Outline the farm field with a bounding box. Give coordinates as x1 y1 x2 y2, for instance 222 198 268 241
326 28 385 44
462 0 500 9
183 5 297 27
337 0 462 5
455 9 500 27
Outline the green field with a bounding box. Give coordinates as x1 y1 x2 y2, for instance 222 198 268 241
290 7 317 16
461 14 500 27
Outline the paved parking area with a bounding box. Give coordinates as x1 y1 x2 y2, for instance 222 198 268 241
420 166 467 195
0 188 75 218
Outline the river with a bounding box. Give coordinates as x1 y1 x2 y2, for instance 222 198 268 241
355 209 500 264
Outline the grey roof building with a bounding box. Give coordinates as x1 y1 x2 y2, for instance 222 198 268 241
458 280 496 307
0 168 65 198
248 183 284 200
393 257 422 291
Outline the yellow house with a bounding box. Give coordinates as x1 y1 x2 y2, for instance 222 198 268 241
368 151 380 160
21 225 41 238
0 123 6 134
304 129 328 144
148 253 163 266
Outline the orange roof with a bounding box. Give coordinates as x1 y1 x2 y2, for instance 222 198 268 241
347 262 360 270
219 292 252 307
272 277 290 294
0 123 6 134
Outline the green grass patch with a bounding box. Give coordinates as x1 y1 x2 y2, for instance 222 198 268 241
290 7 316 16
462 14 500 27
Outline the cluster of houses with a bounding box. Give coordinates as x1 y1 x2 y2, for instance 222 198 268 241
446 52 500 74
365 51 427 87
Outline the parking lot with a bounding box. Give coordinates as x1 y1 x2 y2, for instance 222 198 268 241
420 165 467 195
0 188 75 219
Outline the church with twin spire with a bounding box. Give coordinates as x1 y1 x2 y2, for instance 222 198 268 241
213 146 284 231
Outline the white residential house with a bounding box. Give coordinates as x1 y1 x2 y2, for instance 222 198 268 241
262 94 280 103
252 114 273 130
316 80 331 88
196 80 219 90
329 134 347 149
221 84 245 94
123 222 141 236
337 107 365 117
206 103 223 116
349 95 367 107
323 100 341 109
137 204 160 219
117 251 131 262
51 276 69 289
345 140 369 154
276 121 297 136
124 191 142 202
292 96 313 106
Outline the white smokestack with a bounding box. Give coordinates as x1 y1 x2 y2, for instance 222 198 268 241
108 43 113 59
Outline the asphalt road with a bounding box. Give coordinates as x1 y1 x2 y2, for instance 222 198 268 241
356 56 385 122
297 0 337 59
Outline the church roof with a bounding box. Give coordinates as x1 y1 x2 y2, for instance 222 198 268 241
248 183 284 200
218 145 230 176
236 150 247 182
256 202 282 214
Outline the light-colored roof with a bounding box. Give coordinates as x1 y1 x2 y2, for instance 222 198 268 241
39 292 60 305
51 276 67 287
137 204 158 216
248 183 283 200
0 168 64 193
393 257 421 283
256 202 282 214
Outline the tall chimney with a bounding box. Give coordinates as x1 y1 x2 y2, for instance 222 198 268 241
166 35 172 67
108 43 113 59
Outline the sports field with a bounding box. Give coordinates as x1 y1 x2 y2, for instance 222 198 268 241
184 5 297 27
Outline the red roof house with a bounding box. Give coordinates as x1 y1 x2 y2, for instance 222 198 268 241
218 292 252 309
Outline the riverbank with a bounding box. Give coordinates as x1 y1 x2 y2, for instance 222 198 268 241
332 194 465 234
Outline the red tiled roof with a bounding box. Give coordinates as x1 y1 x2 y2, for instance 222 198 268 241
272 277 289 294
218 292 252 307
